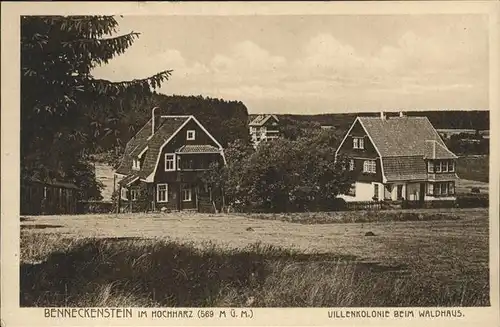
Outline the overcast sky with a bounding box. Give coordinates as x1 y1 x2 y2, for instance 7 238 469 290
92 14 489 114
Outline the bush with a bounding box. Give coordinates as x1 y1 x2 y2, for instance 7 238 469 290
456 195 489 208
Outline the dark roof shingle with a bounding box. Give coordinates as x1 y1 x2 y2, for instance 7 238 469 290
176 145 220 153
359 116 449 157
382 156 428 182
115 116 190 178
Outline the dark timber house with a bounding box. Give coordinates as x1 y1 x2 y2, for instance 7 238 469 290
20 178 79 215
115 109 226 213
335 112 459 203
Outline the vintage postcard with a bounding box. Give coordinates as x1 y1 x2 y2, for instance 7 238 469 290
1 1 499 327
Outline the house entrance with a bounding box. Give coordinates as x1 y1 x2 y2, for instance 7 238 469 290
419 183 425 203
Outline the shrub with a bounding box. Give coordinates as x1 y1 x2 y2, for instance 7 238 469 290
456 195 489 208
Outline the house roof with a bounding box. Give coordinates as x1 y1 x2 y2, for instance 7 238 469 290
118 173 140 187
176 145 220 153
423 140 457 159
358 116 452 158
382 156 429 182
115 116 190 177
249 114 279 126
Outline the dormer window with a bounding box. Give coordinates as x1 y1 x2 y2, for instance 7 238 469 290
187 130 195 140
353 137 364 149
132 159 140 170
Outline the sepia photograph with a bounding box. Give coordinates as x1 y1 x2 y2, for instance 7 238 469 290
1 1 499 327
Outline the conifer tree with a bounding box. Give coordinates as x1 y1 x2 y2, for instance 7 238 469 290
21 15 171 199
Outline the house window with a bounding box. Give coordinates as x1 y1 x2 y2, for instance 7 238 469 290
130 188 139 201
449 161 455 172
157 184 168 202
427 182 455 197
132 159 140 170
374 184 379 200
353 137 364 149
250 127 256 134
363 160 376 173
182 185 192 202
436 161 442 173
349 159 355 171
427 161 434 173
121 188 128 200
187 130 196 140
442 160 449 172
165 154 176 171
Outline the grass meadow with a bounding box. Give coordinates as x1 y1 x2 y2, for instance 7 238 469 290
20 208 490 307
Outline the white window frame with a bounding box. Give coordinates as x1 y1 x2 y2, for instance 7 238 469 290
427 161 434 173
132 159 140 170
165 153 176 171
449 161 455 172
121 188 128 200
448 182 455 195
130 188 139 201
157 183 168 203
349 159 355 171
442 160 449 172
363 160 376 174
182 186 192 202
436 161 442 173
353 137 364 149
187 130 196 141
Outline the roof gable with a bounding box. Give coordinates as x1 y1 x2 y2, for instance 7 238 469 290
116 114 225 181
249 114 279 126
115 116 190 176
358 116 453 157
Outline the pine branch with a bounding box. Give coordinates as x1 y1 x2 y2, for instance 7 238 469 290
87 70 173 97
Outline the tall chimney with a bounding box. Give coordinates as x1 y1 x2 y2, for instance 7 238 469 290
151 106 159 136
399 111 405 117
380 111 386 120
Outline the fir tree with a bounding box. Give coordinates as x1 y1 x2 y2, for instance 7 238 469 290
21 15 172 199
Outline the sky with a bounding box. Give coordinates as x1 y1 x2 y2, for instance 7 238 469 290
91 14 489 114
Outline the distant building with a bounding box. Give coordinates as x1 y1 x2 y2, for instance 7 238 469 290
249 114 281 148
335 111 459 203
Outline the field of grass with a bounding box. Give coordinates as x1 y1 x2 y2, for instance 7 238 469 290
20 208 490 307
457 155 489 183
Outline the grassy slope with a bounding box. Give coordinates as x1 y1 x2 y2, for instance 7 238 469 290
456 155 489 183
20 209 489 307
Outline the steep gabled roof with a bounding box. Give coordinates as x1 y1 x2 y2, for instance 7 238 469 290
116 115 226 182
115 116 190 177
249 114 279 127
358 116 450 157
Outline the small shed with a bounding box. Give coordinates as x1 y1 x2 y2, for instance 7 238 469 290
21 178 79 215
